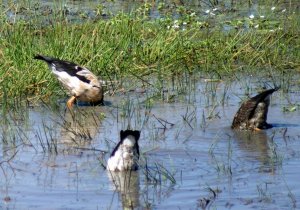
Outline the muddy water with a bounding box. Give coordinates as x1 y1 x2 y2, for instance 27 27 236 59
0 77 299 209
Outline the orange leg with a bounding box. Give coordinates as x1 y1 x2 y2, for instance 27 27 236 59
254 127 262 131
67 96 76 109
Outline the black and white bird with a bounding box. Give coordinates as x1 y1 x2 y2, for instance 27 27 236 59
34 55 103 108
107 130 140 171
231 88 279 131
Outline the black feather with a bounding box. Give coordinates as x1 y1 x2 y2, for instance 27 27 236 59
34 54 91 84
247 88 278 104
110 130 140 157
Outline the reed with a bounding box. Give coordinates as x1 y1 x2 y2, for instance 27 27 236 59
0 1 298 108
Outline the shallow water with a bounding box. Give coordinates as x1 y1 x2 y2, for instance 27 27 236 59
1 76 300 209
3 0 299 24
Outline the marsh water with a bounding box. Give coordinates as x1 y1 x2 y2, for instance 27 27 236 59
3 0 299 24
1 74 300 209
1 0 300 209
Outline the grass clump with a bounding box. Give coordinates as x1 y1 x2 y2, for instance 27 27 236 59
0 1 299 108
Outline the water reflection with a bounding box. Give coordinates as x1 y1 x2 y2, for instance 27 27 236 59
55 107 103 152
1 75 300 209
1 125 18 158
108 170 140 209
233 130 276 172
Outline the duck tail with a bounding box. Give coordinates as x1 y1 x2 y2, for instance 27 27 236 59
34 54 46 60
34 54 53 62
120 130 140 142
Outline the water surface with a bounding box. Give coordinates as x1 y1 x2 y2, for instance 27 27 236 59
1 76 299 209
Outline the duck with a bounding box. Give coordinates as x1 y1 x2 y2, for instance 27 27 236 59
231 87 279 131
107 130 140 171
34 55 103 108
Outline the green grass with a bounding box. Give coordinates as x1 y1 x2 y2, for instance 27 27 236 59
0 1 299 108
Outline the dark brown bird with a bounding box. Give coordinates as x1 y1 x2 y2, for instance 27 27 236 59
34 55 103 108
231 88 279 130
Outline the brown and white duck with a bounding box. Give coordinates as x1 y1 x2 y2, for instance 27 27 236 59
34 55 103 108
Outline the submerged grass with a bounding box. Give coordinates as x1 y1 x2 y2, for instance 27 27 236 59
0 1 299 108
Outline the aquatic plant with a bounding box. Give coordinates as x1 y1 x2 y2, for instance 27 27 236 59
257 182 272 203
0 1 298 109
143 156 177 185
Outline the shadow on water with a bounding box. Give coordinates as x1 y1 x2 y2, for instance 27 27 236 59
56 108 103 148
233 130 277 172
272 123 300 128
107 171 140 209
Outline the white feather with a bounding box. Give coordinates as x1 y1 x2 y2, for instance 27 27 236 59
76 68 93 77
52 70 81 90
107 135 138 171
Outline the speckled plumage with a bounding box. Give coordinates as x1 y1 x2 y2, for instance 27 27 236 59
34 55 103 107
231 88 279 130
107 130 140 171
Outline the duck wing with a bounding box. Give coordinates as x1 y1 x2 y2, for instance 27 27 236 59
34 55 91 84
